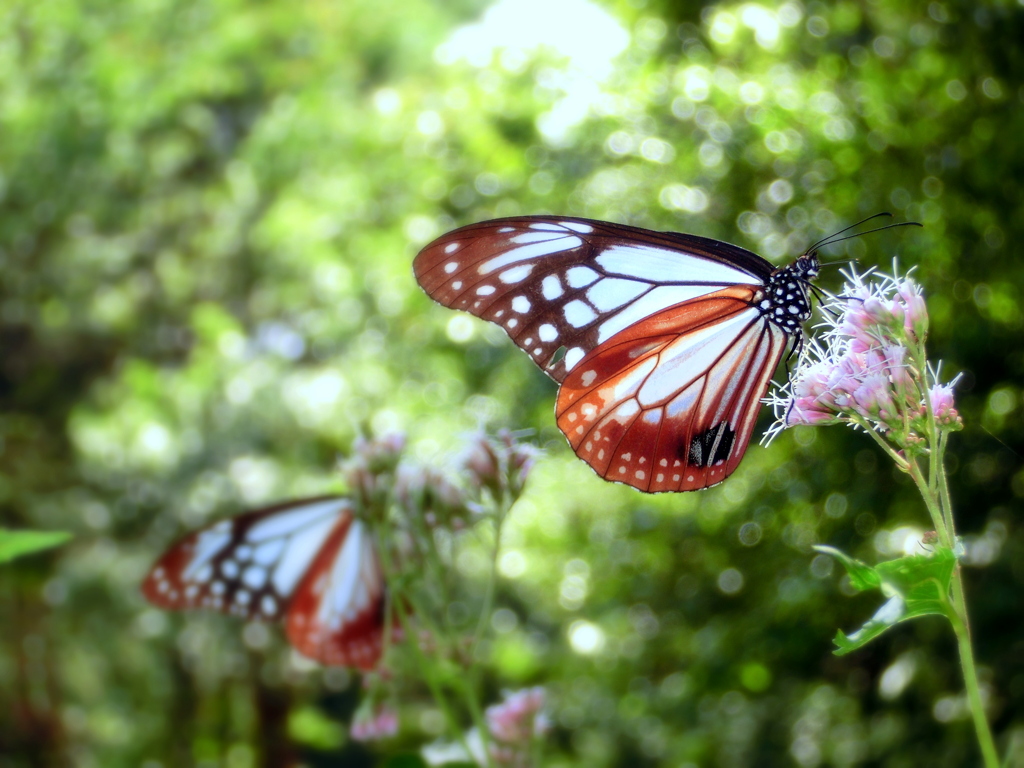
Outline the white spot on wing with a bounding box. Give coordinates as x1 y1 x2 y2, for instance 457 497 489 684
586 278 650 311
242 565 268 589
499 264 534 283
512 296 531 313
538 324 558 342
476 285 496 295
561 221 593 233
542 275 564 300
564 347 585 370
566 266 599 288
444 260 458 272
564 300 597 327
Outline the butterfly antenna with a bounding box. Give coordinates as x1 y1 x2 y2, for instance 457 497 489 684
806 212 894 253
814 221 923 251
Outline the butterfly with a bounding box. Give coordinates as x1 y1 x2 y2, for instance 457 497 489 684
142 496 386 670
414 216 820 493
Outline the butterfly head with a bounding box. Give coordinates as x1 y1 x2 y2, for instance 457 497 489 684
794 250 821 281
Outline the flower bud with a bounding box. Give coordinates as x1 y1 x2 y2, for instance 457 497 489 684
929 382 963 430
897 278 929 342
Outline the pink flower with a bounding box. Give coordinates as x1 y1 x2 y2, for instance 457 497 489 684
486 687 550 745
788 397 840 426
929 382 962 428
880 345 915 402
852 373 897 426
350 705 399 742
763 264 956 446
897 278 929 341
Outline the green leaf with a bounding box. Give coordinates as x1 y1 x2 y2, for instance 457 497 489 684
817 545 958 656
813 545 881 591
0 529 72 563
286 706 345 750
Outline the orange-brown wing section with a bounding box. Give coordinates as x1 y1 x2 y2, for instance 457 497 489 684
555 286 789 492
285 518 385 670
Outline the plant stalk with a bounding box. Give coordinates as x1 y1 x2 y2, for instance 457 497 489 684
904 426 1000 768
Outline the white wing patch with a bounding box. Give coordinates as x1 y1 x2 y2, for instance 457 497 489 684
586 278 650 311
636 310 759 407
595 285 730 344
246 499 341 542
479 236 583 274
595 244 752 284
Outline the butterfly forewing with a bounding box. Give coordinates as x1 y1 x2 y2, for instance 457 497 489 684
414 217 773 382
555 286 789 492
142 496 386 669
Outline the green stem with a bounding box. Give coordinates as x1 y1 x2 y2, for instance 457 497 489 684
850 415 910 471
904 457 951 547
471 494 508 655
948 571 1000 768
899 417 999 767
404 618 479 762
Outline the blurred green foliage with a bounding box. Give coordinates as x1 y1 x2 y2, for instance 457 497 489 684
1 0 1023 766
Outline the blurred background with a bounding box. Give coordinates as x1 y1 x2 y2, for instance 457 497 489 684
1 0 1022 765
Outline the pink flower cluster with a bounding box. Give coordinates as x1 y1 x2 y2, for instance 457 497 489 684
766 265 962 445
350 705 399 742
486 686 550 745
840 274 928 352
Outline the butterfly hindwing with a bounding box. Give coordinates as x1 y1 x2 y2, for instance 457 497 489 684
286 516 385 670
142 496 386 669
555 286 789 492
414 216 773 382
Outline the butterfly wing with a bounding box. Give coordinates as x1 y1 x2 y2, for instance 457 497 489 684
555 286 790 492
414 216 774 382
285 517 385 670
142 496 385 669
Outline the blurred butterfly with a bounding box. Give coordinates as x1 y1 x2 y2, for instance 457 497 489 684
414 216 822 493
142 496 386 670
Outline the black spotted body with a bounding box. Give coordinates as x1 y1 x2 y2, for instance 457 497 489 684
758 253 820 335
